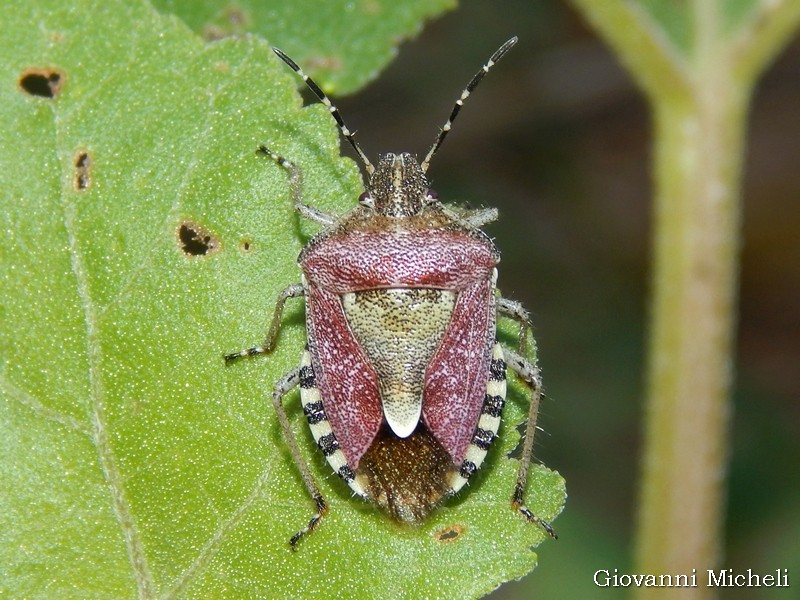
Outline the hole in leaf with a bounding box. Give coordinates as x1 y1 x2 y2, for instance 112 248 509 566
434 524 465 542
74 150 92 190
19 68 65 98
177 221 220 257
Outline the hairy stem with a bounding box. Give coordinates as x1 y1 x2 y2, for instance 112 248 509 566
635 80 747 599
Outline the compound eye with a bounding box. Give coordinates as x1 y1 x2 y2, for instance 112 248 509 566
425 189 439 203
358 191 374 207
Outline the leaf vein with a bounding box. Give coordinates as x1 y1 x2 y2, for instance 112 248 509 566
62 187 157 597
162 461 276 599
0 373 92 437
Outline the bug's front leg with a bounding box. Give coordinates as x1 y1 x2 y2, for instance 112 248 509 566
224 283 305 364
257 146 337 227
271 366 329 549
503 347 557 539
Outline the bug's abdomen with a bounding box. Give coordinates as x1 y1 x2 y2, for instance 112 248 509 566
358 423 455 524
299 339 508 523
355 343 509 524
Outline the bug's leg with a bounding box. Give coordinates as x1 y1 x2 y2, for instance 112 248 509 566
503 347 557 539
272 366 329 549
257 146 337 227
224 283 305 363
497 297 532 358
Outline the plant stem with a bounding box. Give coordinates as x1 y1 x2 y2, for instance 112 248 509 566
567 1 800 596
633 56 748 600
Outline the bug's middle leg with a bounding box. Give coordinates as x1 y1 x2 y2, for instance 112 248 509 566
224 283 305 364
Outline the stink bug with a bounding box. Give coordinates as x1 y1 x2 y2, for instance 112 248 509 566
226 36 555 547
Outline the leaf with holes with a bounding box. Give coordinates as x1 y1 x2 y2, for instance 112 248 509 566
0 0 564 597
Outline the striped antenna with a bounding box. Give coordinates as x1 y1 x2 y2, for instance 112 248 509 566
421 37 518 173
273 47 375 176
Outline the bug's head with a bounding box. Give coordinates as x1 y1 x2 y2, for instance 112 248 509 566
360 153 437 218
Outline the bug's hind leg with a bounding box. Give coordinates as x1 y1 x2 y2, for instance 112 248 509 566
271 365 329 549
498 296 555 537
503 347 556 539
497 296 533 357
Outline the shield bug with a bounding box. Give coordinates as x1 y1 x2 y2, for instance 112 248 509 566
226 36 555 547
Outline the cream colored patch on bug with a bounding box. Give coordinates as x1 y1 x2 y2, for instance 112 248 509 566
464 443 488 470
477 413 500 435
342 288 456 438
326 449 349 476
449 472 469 493
351 474 368 497
307 414 331 440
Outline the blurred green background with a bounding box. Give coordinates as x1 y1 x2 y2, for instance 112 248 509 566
332 1 800 597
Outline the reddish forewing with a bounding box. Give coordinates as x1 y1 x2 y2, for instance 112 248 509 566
305 283 383 467
422 279 495 465
301 224 499 468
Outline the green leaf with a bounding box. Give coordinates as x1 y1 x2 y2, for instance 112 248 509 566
570 0 800 99
151 0 456 95
1 0 564 597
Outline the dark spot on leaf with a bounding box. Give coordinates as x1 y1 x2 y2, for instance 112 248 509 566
202 25 226 41
434 524 465 542
201 6 250 40
305 55 343 72
224 6 249 27
177 221 220 257
19 68 64 98
240 239 252 252
74 150 92 190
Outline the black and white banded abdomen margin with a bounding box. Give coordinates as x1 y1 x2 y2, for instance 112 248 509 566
298 347 368 498
447 341 507 493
